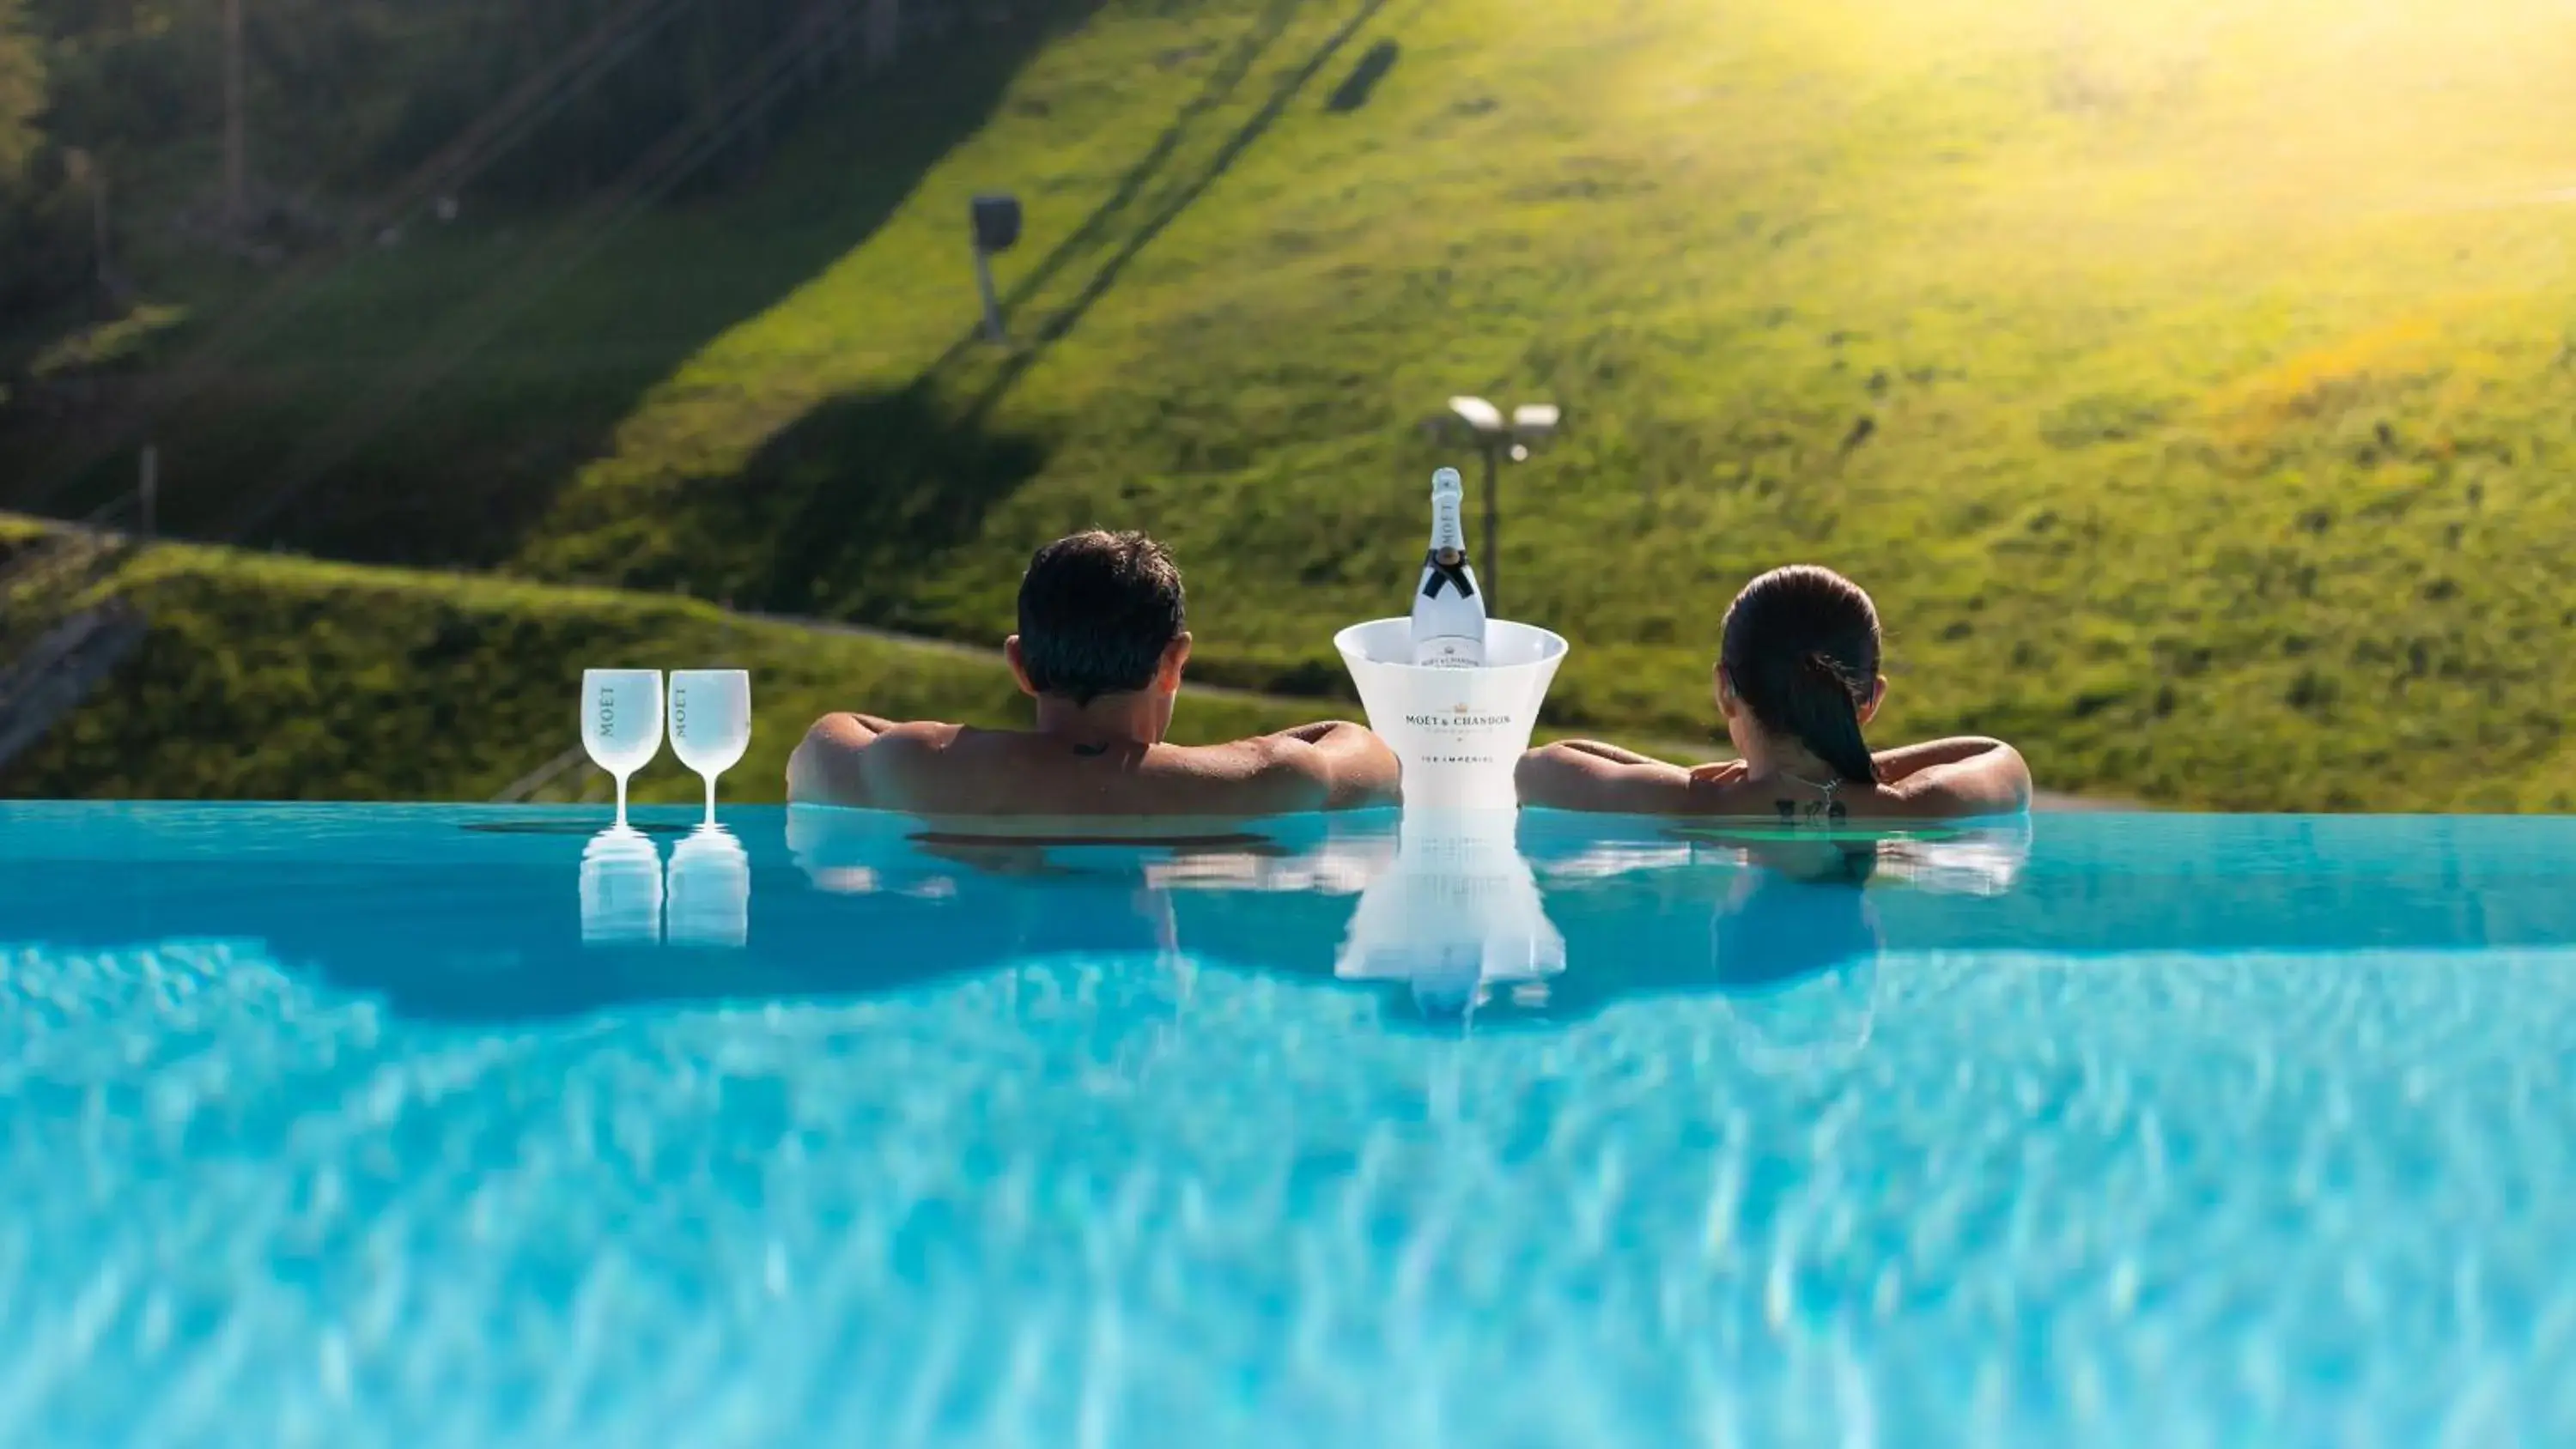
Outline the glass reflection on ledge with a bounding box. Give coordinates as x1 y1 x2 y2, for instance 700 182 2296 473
580 822 753 950
578 824 663 946
666 824 750 949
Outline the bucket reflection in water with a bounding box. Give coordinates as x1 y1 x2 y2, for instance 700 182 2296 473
1335 808 1564 1023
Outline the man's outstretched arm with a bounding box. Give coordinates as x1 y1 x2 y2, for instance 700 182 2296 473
1261 720 1401 810
1148 721 1401 817
787 712 941 807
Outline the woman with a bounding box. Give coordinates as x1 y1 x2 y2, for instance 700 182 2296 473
1516 565 2031 821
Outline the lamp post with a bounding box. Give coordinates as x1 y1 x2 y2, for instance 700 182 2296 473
62 149 110 314
1430 396 1561 613
969 192 1023 343
223 0 246 228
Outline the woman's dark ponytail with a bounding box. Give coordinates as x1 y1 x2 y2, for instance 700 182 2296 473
1719 566 1884 786
1789 652 1879 785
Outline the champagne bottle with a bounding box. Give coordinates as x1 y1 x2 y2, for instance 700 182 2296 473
1410 467 1487 669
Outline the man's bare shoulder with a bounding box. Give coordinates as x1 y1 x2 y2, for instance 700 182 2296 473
971 732 1334 816
862 718 971 758
1139 734 1304 779
793 712 1360 818
787 714 968 809
793 713 963 753
1122 735 1332 814
860 723 1036 814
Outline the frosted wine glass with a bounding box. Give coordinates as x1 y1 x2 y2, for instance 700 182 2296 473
668 669 751 824
581 669 665 827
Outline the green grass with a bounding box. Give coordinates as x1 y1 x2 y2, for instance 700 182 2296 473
26 304 191 380
0 524 1320 802
9 0 2576 809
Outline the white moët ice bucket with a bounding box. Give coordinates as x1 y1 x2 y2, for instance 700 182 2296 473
1334 618 1570 809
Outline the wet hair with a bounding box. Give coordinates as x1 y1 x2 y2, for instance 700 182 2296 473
1015 530 1187 706
1720 565 1882 785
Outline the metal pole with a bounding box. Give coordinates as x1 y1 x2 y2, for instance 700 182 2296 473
90 167 110 304
223 0 246 227
1481 445 1500 614
863 0 902 71
973 245 1005 343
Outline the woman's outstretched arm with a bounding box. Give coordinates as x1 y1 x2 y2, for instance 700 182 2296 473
1521 735 2031 817
1879 737 2032 815
1516 740 1704 814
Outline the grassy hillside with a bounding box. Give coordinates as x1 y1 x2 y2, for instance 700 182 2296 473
0 526 1317 803
9 0 2576 809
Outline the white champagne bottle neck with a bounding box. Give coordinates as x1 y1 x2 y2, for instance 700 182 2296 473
1427 467 1469 557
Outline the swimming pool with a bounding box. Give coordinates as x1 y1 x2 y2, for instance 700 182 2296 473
3 802 2573 1446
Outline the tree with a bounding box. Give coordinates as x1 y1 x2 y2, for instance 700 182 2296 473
0 0 82 330
0 0 43 180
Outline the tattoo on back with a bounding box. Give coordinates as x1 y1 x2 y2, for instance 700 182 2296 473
1777 797 1850 827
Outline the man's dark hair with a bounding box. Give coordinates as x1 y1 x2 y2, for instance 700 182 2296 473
1015 530 1187 705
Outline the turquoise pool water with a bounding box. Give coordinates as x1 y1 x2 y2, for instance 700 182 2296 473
3 802 2575 1446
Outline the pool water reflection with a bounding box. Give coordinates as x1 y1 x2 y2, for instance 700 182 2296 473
3 803 2576 1446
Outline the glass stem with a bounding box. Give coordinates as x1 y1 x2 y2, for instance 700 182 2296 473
615 773 629 828
702 775 717 826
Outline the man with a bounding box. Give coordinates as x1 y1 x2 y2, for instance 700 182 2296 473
787 530 1400 826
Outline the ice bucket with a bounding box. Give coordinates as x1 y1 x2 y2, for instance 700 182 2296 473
1333 618 1570 809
